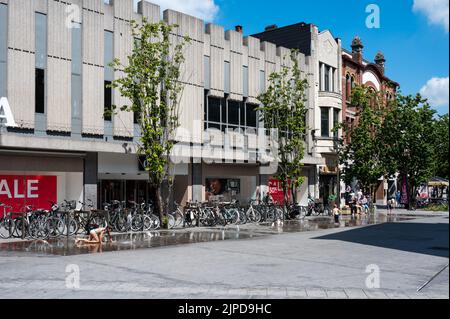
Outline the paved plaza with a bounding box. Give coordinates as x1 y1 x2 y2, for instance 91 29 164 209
0 211 448 299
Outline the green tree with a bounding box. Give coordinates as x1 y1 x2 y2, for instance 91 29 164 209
109 19 189 223
381 94 437 209
432 114 449 179
338 86 386 203
257 50 309 213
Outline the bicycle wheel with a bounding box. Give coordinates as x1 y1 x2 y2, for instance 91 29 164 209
45 217 64 238
167 214 176 229
61 218 78 236
150 214 161 230
0 218 14 239
131 215 143 232
238 208 247 224
172 210 184 228
14 218 30 238
227 209 239 225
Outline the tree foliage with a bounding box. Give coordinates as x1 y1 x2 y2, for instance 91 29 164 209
338 86 387 199
109 19 189 220
382 94 439 208
257 50 309 208
432 114 449 179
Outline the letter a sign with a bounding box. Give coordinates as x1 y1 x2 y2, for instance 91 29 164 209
0 97 17 127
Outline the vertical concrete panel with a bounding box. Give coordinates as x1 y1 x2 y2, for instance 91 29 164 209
47 0 71 132
82 4 104 135
113 18 133 138
138 1 160 23
7 0 35 129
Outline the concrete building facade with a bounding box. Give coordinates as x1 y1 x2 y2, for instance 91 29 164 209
0 0 331 211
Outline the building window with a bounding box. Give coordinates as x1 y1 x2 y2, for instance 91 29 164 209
346 74 351 101
204 56 210 90
333 109 340 138
35 12 47 70
319 63 323 91
246 103 258 128
207 96 222 124
243 66 249 97
35 69 45 114
321 107 330 137
228 100 240 126
224 61 230 94
324 66 330 92
104 81 112 121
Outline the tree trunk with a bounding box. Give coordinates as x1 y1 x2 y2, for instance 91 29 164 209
149 183 165 226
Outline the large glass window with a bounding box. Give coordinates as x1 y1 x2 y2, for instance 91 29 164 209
321 107 330 137
35 13 47 70
228 100 240 126
207 96 222 123
71 23 82 75
104 81 112 121
35 69 45 114
246 104 258 128
104 31 114 81
35 13 47 114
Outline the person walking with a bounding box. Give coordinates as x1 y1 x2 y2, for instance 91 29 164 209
396 190 401 208
332 204 341 224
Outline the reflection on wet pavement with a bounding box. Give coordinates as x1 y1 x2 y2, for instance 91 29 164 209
0 213 416 256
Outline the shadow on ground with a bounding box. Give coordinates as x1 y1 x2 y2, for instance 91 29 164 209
314 221 449 258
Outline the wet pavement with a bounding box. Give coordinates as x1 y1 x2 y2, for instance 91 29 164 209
0 213 416 256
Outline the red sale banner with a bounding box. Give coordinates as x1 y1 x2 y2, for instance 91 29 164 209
0 175 57 217
269 179 292 205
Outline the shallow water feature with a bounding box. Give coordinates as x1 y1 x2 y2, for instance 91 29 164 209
0 213 416 256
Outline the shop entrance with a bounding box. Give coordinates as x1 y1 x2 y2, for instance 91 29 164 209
98 180 150 208
319 174 338 206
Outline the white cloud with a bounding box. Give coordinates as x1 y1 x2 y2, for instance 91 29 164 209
420 77 449 111
138 0 219 22
413 0 449 32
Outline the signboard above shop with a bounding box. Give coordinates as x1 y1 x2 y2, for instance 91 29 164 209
0 175 57 216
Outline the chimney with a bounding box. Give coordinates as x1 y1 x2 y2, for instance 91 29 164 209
351 36 364 64
374 51 386 74
265 24 278 31
235 25 243 33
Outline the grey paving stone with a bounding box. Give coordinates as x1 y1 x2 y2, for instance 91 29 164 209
363 289 389 299
326 290 348 299
344 289 368 299
306 288 327 298
286 288 308 298
267 287 288 298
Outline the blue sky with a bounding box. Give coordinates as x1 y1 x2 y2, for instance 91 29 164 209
139 0 449 114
